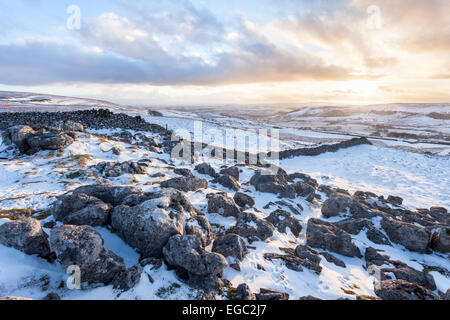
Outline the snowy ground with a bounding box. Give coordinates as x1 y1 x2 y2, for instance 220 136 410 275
0 91 448 300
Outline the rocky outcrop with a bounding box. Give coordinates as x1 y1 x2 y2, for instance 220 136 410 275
62 121 84 132
163 235 227 291
49 225 125 285
232 212 274 241
233 192 255 208
255 288 289 300
375 280 438 300
112 263 144 292
429 227 449 253
220 166 240 180
249 168 296 199
207 193 241 218
232 283 255 300
195 163 217 178
334 218 391 245
94 161 147 178
381 217 430 253
265 209 302 237
306 218 362 257
111 190 188 257
321 194 353 218
212 234 248 261
214 174 240 191
0 218 51 258
161 176 208 192
52 192 112 226
3 125 74 154
185 215 213 247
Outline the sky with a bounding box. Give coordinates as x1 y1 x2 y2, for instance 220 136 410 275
0 0 449 106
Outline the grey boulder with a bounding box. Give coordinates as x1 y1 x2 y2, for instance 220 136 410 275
381 217 430 253
111 190 185 257
163 235 227 276
0 218 51 258
49 225 125 285
265 209 302 237
207 193 241 218
232 212 274 241
306 218 362 258
161 176 208 192
52 192 112 226
212 234 248 261
233 192 255 208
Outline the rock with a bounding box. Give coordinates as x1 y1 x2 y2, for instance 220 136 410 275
440 289 450 300
375 280 438 300
220 166 240 180
287 173 318 188
186 273 225 293
111 190 185 257
321 194 352 218
265 209 302 237
26 129 74 152
43 221 56 229
195 163 217 178
365 247 391 267
0 218 51 258
113 263 143 291
207 193 241 218
292 181 316 202
173 168 193 177
320 252 346 268
430 227 450 253
43 293 61 300
163 235 227 276
387 195 403 206
111 147 122 156
366 227 391 245
386 266 436 291
255 288 289 300
334 218 391 245
334 218 372 234
306 218 362 257
63 121 84 132
233 192 255 208
72 184 143 206
294 245 322 273
95 161 146 178
49 225 125 285
212 234 248 261
429 207 448 224
161 176 208 192
3 125 75 154
381 217 430 253
249 169 296 199
185 215 213 247
214 174 240 191
52 192 112 226
232 283 255 300
4 125 36 153
232 212 274 241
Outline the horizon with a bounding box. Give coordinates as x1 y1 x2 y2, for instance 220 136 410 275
0 0 449 106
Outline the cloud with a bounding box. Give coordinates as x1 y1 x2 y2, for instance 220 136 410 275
0 0 448 97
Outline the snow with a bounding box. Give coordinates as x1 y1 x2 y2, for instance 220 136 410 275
281 144 450 210
0 92 448 300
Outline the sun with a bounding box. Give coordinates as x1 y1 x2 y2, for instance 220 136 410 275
339 80 377 97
